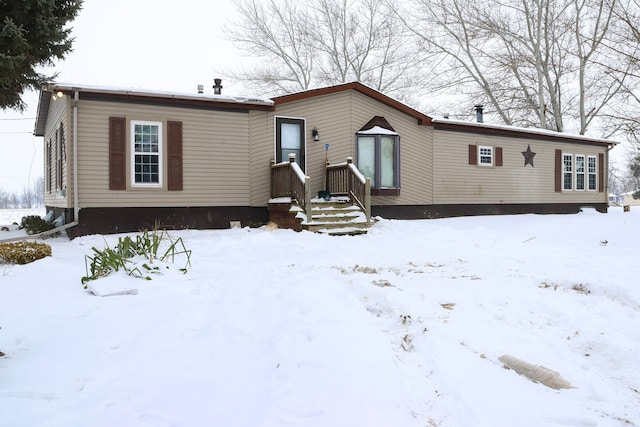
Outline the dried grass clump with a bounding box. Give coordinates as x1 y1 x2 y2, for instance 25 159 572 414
0 242 52 265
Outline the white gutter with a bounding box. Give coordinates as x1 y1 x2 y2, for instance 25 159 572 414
50 82 274 106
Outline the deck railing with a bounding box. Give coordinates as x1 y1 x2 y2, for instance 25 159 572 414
326 157 371 223
270 154 311 221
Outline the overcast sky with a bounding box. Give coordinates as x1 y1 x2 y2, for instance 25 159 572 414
0 0 244 193
0 0 631 194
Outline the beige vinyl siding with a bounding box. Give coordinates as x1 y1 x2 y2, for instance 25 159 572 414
76 100 251 208
275 90 354 198
623 193 640 206
349 91 433 206
249 91 355 206
43 95 71 208
250 90 434 207
248 110 274 206
433 129 609 205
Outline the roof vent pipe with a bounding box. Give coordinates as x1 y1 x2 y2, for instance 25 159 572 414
213 79 223 95
474 104 484 123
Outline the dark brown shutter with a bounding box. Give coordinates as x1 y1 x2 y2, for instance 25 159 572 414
495 147 503 167
46 139 52 192
598 153 604 192
109 117 126 190
555 149 562 193
167 121 183 191
468 145 477 165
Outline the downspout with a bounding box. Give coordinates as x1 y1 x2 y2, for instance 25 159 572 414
606 143 615 202
72 90 79 222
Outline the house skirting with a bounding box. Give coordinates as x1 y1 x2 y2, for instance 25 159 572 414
372 203 608 219
56 202 608 238
62 206 269 238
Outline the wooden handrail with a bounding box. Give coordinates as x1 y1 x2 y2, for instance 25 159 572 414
326 157 371 223
270 154 311 221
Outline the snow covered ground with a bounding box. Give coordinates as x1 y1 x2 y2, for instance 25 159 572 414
1 207 639 427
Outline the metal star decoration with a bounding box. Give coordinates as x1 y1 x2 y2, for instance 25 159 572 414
522 144 536 167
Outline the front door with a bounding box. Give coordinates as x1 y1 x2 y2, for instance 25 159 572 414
276 117 305 172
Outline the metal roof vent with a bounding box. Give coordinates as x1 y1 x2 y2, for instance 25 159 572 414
213 79 223 95
474 104 484 123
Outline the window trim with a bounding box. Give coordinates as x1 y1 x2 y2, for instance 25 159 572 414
274 116 306 172
478 145 493 166
587 155 597 191
130 120 163 188
575 154 586 191
56 123 65 191
562 153 573 191
469 144 502 167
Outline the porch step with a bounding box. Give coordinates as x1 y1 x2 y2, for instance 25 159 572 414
301 198 371 236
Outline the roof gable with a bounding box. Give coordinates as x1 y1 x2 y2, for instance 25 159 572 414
358 116 396 133
272 82 433 126
34 90 53 136
271 82 616 147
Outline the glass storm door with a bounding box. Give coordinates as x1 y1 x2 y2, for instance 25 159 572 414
276 117 305 172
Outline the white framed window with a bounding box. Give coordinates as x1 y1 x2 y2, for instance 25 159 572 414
576 155 585 191
563 153 573 191
588 156 597 191
131 120 162 187
479 145 493 166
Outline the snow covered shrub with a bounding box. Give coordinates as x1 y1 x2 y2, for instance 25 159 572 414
0 241 52 264
81 227 191 285
19 215 55 235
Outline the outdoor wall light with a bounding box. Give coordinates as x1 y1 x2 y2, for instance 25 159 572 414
312 127 320 141
52 90 64 100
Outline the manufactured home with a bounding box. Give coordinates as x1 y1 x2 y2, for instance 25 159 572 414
34 81 616 237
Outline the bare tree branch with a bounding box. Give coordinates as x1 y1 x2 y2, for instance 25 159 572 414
223 0 425 100
403 0 638 136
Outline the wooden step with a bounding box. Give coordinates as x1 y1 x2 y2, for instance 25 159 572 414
269 197 371 235
304 221 371 236
302 198 371 235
